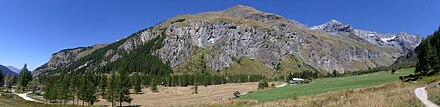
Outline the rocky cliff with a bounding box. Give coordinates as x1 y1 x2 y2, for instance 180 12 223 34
33 5 422 77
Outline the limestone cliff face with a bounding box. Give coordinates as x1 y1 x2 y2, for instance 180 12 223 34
33 5 421 76
151 5 399 72
155 19 395 72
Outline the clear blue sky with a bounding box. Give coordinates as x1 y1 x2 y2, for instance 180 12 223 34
0 0 439 70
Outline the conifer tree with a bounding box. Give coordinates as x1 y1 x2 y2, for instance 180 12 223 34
104 71 117 107
112 70 131 107
98 73 107 97
131 72 142 94
150 78 158 93
17 64 32 88
84 71 97 105
0 68 4 86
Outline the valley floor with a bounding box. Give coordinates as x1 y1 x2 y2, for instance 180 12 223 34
94 82 283 107
6 68 434 107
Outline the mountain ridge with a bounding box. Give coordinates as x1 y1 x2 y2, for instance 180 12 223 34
5 66 20 74
0 64 18 76
33 5 422 77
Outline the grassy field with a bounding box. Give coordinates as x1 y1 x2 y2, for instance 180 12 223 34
253 81 422 107
0 94 86 107
240 68 415 102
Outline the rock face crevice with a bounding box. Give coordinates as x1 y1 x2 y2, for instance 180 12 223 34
33 5 422 76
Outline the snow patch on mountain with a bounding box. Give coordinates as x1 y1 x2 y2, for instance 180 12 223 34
380 36 396 42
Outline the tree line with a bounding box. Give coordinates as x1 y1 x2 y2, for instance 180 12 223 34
40 70 265 106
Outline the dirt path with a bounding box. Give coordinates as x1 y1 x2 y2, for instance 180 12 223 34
13 90 42 103
415 87 439 107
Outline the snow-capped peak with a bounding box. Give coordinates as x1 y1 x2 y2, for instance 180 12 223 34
328 19 342 25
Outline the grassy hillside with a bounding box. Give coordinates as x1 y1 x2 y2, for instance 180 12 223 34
240 68 414 102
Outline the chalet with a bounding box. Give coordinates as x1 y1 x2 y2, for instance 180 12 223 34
289 78 304 85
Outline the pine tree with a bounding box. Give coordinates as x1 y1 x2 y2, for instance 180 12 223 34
131 72 142 94
69 74 80 105
193 82 198 94
114 70 131 107
0 68 4 86
98 73 107 97
104 71 117 107
150 78 158 93
17 64 32 89
85 72 98 105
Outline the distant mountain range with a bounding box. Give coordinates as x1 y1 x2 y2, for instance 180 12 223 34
0 64 19 76
5 66 21 74
33 5 422 77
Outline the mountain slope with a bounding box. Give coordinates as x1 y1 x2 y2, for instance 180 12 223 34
5 66 20 74
33 5 422 77
0 64 18 76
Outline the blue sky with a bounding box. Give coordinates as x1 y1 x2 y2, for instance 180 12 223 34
0 0 439 70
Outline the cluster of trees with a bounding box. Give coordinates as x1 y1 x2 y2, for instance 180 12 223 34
42 71 134 106
282 67 393 83
41 70 266 106
415 27 440 77
4 74 16 88
324 68 384 78
140 73 265 88
0 64 32 89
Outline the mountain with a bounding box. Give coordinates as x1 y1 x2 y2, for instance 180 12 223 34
311 19 422 56
33 5 422 77
0 64 18 76
6 66 20 74
32 44 108 76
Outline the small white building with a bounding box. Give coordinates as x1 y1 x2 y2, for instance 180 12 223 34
289 78 304 85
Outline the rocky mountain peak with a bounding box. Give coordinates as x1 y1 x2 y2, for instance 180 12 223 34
311 20 422 56
311 19 353 33
327 19 343 25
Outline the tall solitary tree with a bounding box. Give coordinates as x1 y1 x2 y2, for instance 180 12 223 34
17 64 32 89
150 78 158 93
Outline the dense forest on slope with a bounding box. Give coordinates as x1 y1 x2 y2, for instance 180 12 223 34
415 27 440 76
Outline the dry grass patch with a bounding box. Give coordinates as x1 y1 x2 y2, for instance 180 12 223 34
94 82 282 107
426 80 440 105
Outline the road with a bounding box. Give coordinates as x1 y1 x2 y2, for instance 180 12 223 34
414 87 439 107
